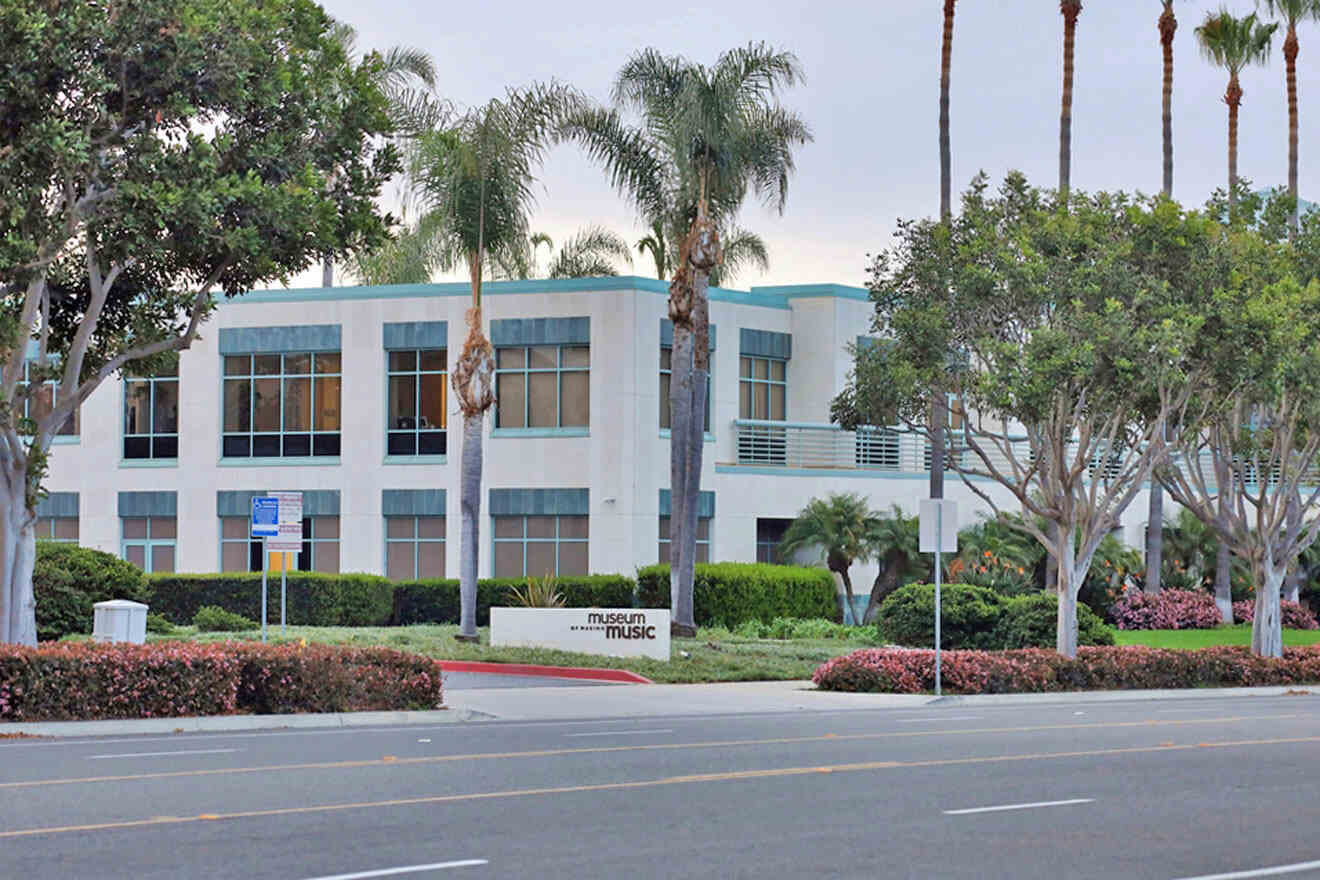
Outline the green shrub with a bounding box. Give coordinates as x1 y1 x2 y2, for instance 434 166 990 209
993 593 1115 649
733 617 874 641
877 583 1008 650
391 575 636 625
147 572 394 627
636 563 837 627
145 613 175 635
34 542 150 642
193 605 256 632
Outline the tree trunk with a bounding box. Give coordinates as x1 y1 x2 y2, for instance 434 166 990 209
929 395 945 503
457 413 483 640
1285 494 1302 603
1054 534 1098 659
1227 75 1241 218
939 0 955 223
322 259 333 288
1145 486 1163 594
1215 542 1233 625
0 473 37 646
1285 27 1299 238
668 318 696 637
1160 4 1176 198
1059 2 1082 197
1252 560 1285 658
678 269 711 636
837 566 858 626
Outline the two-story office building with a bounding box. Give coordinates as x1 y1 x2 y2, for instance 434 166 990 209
36 276 1143 587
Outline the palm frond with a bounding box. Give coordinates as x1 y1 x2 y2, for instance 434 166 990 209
546 226 633 278
710 226 769 286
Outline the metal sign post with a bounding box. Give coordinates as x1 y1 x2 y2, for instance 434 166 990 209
268 492 303 639
920 499 958 697
260 540 268 643
281 553 289 637
251 497 279 644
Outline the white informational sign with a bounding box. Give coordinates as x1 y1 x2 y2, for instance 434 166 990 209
490 608 671 661
268 491 303 553
919 499 959 554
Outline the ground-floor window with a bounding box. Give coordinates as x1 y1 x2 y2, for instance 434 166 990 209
492 515 588 578
658 516 710 564
122 516 176 572
755 518 793 565
35 516 78 543
220 515 339 573
385 515 445 579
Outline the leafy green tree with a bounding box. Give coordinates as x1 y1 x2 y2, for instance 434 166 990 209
779 494 880 624
0 0 398 646
833 174 1215 657
1257 0 1320 237
1196 10 1278 220
563 43 811 635
402 84 582 641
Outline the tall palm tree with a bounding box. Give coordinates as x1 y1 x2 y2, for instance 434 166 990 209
321 21 443 287
1059 1 1084 197
404 83 582 640
1196 10 1278 220
1257 0 1320 237
563 43 811 636
779 494 881 625
636 220 770 286
931 0 959 511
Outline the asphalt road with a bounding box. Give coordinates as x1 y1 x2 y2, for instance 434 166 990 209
3 695 1320 879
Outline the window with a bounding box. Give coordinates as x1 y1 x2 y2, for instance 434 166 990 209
35 517 78 543
124 365 179 459
222 353 341 458
659 347 711 431
756 518 793 565
658 516 710 564
494 345 589 429
739 356 786 421
385 515 445 579
122 516 176 572
492 515 588 577
387 350 447 456
21 361 77 436
220 515 339 572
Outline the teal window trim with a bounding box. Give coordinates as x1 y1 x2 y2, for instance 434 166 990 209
221 351 342 460
490 514 589 578
217 457 341 468
384 514 446 579
123 370 179 461
493 344 590 430
119 458 179 469
383 454 448 465
121 515 176 573
491 427 590 439
658 429 715 443
738 355 787 421
385 348 448 458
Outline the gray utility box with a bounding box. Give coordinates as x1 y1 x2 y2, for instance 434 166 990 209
92 599 149 645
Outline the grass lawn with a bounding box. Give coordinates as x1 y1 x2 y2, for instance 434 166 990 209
152 624 880 684
1113 625 1320 650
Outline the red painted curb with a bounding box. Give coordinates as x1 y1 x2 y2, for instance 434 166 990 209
438 660 653 685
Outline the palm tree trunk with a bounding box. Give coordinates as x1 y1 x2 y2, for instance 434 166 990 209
1227 75 1242 218
1145 485 1163 595
668 296 696 638
939 0 955 222
1059 2 1082 198
837 566 858 626
1160 4 1176 198
1285 26 1299 238
458 411 482 639
322 259 333 288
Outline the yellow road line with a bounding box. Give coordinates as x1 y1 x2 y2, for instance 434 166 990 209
3 733 1319 840
0 713 1304 791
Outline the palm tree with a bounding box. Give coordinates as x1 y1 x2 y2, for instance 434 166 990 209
931 0 959 512
636 221 770 286
490 227 633 280
404 83 582 640
321 21 444 287
780 494 881 624
1059 1 1084 197
863 506 925 623
1257 0 1320 237
563 43 811 636
1197 10 1278 220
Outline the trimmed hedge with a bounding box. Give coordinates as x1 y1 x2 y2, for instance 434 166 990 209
147 573 394 627
636 563 838 626
878 583 1113 650
34 542 149 641
391 575 636 626
0 642 443 721
994 593 1115 649
813 644 1320 694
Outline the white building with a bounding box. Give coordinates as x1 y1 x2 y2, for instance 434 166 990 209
36 276 1150 588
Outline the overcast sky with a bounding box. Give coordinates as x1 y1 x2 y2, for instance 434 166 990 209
305 0 1316 291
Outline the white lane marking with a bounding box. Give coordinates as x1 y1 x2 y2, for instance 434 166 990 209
1171 859 1320 880
944 798 1094 815
86 748 239 760
563 729 674 738
299 860 488 879
893 715 982 723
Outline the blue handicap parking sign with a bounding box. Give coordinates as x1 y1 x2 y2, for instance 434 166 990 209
251 496 279 537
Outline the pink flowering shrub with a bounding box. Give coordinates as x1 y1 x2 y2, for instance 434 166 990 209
1108 589 1224 630
1232 599 1319 630
812 644 1320 693
0 641 443 722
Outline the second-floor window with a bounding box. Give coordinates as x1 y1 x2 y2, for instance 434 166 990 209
124 365 179 460
387 350 447 456
222 353 341 458
494 345 589 430
739 356 786 421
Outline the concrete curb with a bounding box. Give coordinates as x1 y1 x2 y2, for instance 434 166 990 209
440 660 653 684
920 684 1317 706
0 707 495 738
